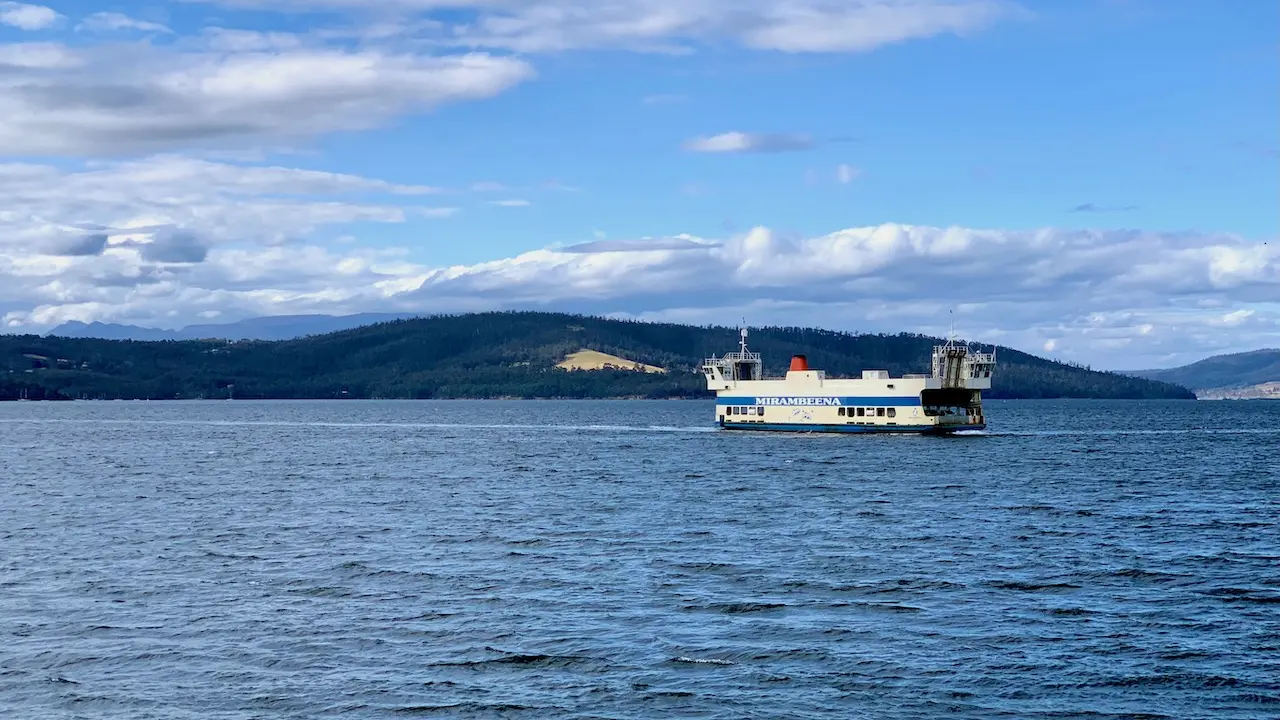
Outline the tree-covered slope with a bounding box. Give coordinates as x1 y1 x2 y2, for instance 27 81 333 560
1128 349 1280 391
2 311 1195 400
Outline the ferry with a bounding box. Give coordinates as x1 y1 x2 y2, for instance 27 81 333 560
702 329 995 434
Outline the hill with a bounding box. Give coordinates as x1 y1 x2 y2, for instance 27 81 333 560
1 312 1194 401
1128 349 1280 392
46 313 424 342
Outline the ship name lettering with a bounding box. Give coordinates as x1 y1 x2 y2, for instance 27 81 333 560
754 397 842 406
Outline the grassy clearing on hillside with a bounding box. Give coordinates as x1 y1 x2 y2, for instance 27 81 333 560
556 349 666 374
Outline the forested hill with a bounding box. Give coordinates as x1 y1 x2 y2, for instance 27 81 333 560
2 312 1194 400
1127 349 1280 391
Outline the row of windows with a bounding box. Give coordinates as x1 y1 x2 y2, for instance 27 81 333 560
839 407 897 418
725 406 898 418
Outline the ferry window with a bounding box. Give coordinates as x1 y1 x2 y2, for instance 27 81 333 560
887 384 894 389
756 406 764 416
887 408 896 418
838 407 846 416
731 407 738 415
877 408 886 417
856 407 865 417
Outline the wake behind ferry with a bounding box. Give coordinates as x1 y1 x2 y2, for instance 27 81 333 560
702 329 996 434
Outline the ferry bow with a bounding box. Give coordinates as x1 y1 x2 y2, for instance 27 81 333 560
702 328 995 434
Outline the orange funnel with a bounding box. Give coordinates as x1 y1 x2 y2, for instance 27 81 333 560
789 355 809 372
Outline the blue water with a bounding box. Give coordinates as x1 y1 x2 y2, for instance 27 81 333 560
1 399 1277 719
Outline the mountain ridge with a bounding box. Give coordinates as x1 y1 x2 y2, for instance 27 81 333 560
3 311 1195 401
46 313 426 342
1126 348 1280 393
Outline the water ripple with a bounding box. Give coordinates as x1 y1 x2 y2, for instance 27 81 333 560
1 398 1277 719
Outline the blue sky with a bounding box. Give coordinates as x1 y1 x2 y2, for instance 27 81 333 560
0 0 1275 368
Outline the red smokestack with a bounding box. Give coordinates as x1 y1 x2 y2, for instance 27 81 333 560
789 355 809 372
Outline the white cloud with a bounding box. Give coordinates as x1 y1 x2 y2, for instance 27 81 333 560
683 131 814 153
199 27 305 51
0 2 58 30
1218 309 1253 327
0 41 78 68
0 152 462 328
0 41 535 156
77 12 172 34
0 155 455 263
836 164 861 184
489 199 532 207
4 218 1274 368
201 0 1017 54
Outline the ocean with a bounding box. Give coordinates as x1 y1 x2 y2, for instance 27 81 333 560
1 399 1277 719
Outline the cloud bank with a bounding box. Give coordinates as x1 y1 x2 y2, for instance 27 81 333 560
0 0 1269 373
1 155 1274 370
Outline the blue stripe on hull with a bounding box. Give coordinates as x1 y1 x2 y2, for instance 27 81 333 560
719 422 985 434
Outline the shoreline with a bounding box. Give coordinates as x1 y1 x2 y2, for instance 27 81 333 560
1 396 1216 403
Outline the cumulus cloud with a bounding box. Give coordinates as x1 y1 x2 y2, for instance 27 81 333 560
45 233 110 257
0 42 535 156
0 2 58 30
489 199 532 207
0 156 457 260
7 217 1273 367
199 0 1017 54
135 230 211 264
684 132 814 153
400 226 1277 309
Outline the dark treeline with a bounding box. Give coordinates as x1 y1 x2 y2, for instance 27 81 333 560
0 311 1195 401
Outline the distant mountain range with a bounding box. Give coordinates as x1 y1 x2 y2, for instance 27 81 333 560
47 313 425 342
1126 349 1280 398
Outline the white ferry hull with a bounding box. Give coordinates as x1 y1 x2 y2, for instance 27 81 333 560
714 392 984 434
702 330 995 435
718 421 985 434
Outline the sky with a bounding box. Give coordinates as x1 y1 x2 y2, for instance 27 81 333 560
0 0 1275 369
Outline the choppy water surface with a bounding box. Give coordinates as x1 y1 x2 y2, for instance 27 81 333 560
1 399 1277 719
